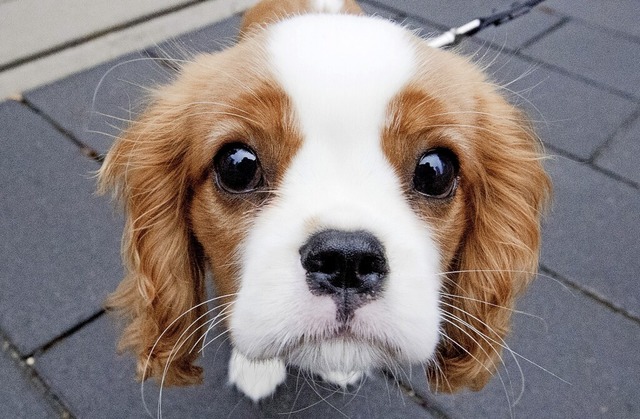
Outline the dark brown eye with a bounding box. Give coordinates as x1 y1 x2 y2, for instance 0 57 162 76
214 143 263 193
413 148 459 198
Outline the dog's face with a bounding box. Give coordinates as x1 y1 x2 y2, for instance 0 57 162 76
101 3 550 398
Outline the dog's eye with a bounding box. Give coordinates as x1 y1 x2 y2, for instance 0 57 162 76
214 143 263 193
413 148 459 199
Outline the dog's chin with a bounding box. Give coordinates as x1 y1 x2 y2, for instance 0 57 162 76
234 327 435 376
286 337 399 374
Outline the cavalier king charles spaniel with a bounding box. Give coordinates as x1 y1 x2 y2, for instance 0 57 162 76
100 0 551 402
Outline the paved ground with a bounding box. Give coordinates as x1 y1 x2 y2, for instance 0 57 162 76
1 1 639 418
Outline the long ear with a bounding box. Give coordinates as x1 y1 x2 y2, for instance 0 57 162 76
430 99 551 392
99 87 207 386
240 0 363 38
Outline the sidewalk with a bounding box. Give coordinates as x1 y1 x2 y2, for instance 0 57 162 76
1 0 639 417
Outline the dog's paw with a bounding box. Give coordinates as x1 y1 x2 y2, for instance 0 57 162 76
319 370 363 387
228 349 286 402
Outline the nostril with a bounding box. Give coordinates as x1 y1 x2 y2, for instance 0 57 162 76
357 254 385 277
307 251 343 276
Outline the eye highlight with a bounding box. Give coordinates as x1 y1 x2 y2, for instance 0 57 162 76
413 148 459 199
213 143 263 193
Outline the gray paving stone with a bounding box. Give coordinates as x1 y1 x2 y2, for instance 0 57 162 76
359 2 440 37
0 100 122 355
489 54 636 161
0 344 56 418
359 1 405 21
429 37 637 161
474 8 563 51
367 0 562 48
35 315 436 418
369 0 515 27
595 114 640 186
523 20 640 98
545 0 640 39
540 157 640 316
398 277 640 418
23 51 174 156
150 15 242 66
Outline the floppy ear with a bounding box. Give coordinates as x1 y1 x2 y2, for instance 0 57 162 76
99 86 207 386
430 98 551 392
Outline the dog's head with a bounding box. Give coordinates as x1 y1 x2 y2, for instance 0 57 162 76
100 0 550 393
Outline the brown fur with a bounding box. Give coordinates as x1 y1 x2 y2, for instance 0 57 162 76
240 0 363 38
100 0 550 395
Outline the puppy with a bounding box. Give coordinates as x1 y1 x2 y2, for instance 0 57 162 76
100 0 551 402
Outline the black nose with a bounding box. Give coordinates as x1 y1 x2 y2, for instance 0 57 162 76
300 230 388 298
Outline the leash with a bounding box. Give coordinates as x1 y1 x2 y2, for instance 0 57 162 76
426 0 548 48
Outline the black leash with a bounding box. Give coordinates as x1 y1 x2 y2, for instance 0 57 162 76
427 0 548 48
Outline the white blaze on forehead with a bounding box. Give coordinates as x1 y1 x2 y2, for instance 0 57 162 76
268 14 416 141
264 14 419 232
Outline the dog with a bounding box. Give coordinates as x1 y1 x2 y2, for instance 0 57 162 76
99 0 551 402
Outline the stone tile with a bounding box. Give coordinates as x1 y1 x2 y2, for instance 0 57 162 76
367 0 562 48
359 2 404 21
595 114 640 185
368 0 513 27
439 41 636 161
36 315 436 418
151 15 242 64
358 2 441 38
475 9 563 50
0 345 56 418
523 20 640 98
0 100 122 354
541 158 640 316
545 0 640 38
0 0 193 67
0 1 255 99
23 51 174 155
400 277 640 418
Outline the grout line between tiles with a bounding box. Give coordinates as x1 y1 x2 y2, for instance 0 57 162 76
18 97 103 163
0 0 209 73
381 370 452 419
0 329 74 418
519 16 569 50
539 265 640 326
589 105 640 164
543 143 640 191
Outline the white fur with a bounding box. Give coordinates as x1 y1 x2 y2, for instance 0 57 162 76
311 0 345 13
229 14 442 400
228 349 286 402
319 370 363 387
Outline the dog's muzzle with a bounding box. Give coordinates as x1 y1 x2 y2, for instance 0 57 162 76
299 229 388 322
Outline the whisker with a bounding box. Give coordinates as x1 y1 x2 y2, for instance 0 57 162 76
438 269 572 293
157 305 232 419
438 331 515 419
439 292 547 324
139 293 237 417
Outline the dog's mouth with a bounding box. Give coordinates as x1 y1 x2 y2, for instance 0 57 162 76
237 318 404 374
